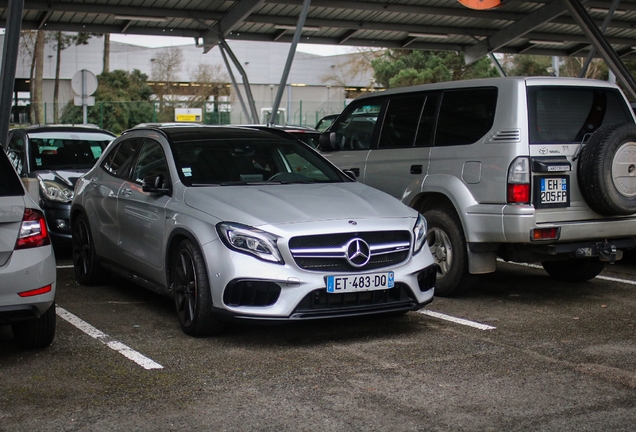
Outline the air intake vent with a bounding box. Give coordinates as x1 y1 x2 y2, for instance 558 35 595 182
486 129 521 143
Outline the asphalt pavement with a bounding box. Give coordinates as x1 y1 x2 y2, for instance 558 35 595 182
1 249 635 431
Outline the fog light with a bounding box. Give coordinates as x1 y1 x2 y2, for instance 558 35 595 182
54 219 68 229
531 227 560 241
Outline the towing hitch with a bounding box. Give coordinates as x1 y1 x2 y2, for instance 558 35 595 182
575 240 622 264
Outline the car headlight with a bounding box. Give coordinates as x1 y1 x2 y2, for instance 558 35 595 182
39 180 74 203
217 222 284 264
413 213 427 255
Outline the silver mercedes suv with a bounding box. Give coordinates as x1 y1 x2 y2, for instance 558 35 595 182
320 77 636 296
71 126 436 336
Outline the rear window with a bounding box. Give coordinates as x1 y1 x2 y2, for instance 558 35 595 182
0 151 24 197
28 131 114 170
528 86 633 144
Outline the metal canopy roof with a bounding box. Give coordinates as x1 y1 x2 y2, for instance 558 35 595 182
3 0 636 62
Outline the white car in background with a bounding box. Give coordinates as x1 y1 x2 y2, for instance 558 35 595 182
0 148 56 348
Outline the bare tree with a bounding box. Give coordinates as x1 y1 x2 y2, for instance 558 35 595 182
319 49 380 88
103 34 110 73
31 31 46 125
187 63 229 105
151 46 184 83
151 47 184 119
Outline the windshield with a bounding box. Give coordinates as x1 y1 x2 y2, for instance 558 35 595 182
29 132 114 170
172 138 348 186
528 86 634 144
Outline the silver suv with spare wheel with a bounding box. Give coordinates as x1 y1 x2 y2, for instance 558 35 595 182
319 76 636 296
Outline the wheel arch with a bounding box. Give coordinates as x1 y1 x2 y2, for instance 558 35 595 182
165 227 204 295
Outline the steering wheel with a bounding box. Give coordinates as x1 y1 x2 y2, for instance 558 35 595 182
350 131 371 149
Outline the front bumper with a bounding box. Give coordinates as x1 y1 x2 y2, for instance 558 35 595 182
201 239 436 321
41 201 72 246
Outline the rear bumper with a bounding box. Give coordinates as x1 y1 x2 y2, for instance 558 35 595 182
464 203 636 244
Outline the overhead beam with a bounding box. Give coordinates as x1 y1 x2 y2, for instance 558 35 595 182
201 0 265 51
464 0 570 64
563 0 636 99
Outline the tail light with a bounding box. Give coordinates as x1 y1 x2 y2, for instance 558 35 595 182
507 157 530 204
15 208 51 250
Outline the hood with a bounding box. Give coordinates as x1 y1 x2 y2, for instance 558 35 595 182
32 169 88 187
184 182 415 226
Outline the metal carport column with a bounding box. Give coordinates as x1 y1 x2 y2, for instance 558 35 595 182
564 0 636 100
269 0 311 126
0 0 24 147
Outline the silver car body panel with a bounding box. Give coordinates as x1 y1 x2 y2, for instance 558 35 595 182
0 193 56 315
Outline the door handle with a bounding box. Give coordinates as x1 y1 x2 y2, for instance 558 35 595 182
121 188 132 197
410 165 423 175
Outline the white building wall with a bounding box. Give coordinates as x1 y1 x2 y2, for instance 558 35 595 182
5 34 374 126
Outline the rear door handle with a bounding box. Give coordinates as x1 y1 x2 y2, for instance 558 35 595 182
410 165 423 175
121 188 132 197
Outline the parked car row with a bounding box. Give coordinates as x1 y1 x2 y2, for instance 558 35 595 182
5 75 636 346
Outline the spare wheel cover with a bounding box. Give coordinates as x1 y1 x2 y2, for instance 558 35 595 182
577 123 636 216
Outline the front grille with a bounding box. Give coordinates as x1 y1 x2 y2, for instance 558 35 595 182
289 231 411 272
291 283 417 318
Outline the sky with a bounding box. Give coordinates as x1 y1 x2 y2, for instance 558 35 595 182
109 34 357 56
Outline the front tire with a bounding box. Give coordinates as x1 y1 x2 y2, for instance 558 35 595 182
72 212 108 285
541 259 605 282
424 207 477 297
12 302 56 349
171 239 224 336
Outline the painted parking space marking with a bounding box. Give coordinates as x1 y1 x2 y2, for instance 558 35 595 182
56 306 163 370
498 258 636 286
419 310 496 330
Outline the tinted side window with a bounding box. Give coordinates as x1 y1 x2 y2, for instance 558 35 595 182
132 140 170 187
0 151 24 197
416 94 440 147
378 96 425 148
528 87 633 144
7 133 25 175
101 138 142 178
331 100 384 150
435 88 498 147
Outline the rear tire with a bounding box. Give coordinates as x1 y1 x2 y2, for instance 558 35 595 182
171 239 224 336
72 212 108 285
424 207 477 297
12 302 56 349
541 259 605 282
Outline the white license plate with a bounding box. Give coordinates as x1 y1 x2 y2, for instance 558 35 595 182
540 177 568 205
326 272 394 293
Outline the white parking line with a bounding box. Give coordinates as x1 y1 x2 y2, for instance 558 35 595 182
498 258 636 286
56 306 164 370
419 310 496 330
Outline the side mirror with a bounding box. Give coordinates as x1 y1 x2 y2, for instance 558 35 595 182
142 173 171 195
343 170 357 181
318 131 342 152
